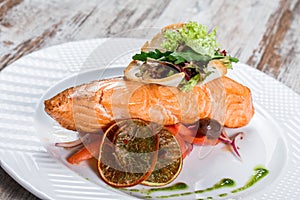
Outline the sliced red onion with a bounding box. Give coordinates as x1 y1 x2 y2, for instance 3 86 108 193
219 130 244 159
231 132 244 158
218 131 232 144
55 134 89 148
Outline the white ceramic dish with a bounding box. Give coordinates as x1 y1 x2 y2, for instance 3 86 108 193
0 39 299 200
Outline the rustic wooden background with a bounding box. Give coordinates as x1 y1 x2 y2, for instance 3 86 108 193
0 0 299 199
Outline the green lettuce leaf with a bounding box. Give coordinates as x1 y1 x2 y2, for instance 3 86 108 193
179 74 201 92
171 50 211 64
162 22 219 57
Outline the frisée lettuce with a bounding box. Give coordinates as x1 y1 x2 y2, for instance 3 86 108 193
162 22 219 57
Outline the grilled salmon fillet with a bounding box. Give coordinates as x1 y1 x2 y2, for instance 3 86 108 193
44 76 254 133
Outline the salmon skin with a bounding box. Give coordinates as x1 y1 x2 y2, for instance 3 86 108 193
44 76 254 133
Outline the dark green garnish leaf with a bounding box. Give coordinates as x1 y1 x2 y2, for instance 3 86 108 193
171 50 211 64
212 55 239 63
132 49 212 65
211 50 239 69
229 56 239 63
132 50 173 62
211 55 225 59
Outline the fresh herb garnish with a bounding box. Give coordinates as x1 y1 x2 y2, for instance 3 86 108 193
131 22 240 91
171 50 211 64
132 49 238 68
179 74 201 92
212 56 239 69
178 67 213 92
133 49 210 65
132 49 173 62
211 50 239 69
132 49 184 64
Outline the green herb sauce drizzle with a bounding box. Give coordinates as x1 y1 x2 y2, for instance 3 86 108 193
120 182 188 196
155 179 235 199
218 193 228 197
144 182 188 195
231 166 269 194
120 165 269 199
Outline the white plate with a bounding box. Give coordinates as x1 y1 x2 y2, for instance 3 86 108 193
0 39 299 200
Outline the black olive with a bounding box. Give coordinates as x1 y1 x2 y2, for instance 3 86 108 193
197 118 222 139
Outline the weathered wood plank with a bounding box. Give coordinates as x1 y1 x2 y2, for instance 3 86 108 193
0 21 61 68
0 0 300 199
248 0 300 93
0 0 23 23
0 0 172 70
0 167 39 200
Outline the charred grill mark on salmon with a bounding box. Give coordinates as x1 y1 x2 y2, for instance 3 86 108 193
44 87 75 131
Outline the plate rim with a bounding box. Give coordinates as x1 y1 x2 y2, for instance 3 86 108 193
0 38 299 200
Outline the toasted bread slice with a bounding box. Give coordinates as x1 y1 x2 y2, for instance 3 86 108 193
124 60 185 87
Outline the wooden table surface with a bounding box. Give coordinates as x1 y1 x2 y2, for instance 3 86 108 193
0 0 299 199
